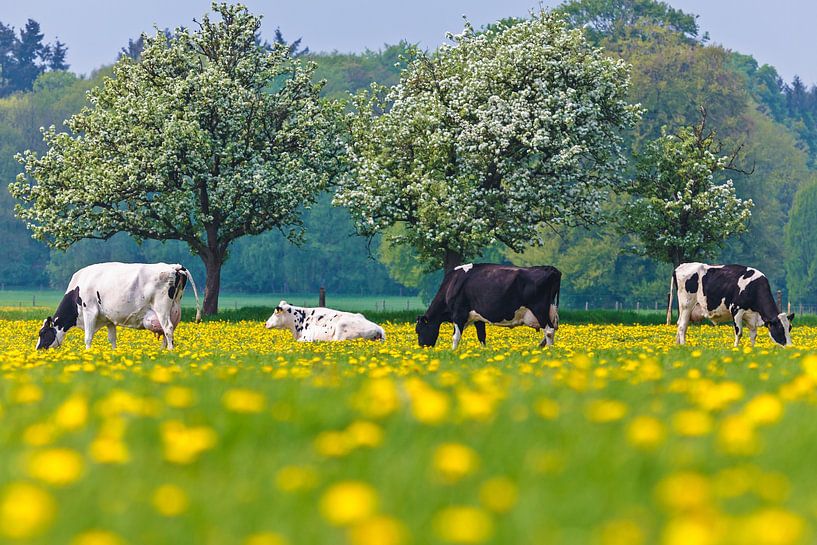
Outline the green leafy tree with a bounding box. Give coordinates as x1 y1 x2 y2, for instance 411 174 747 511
622 110 753 269
10 3 343 314
336 12 640 273
785 178 817 302
558 0 701 42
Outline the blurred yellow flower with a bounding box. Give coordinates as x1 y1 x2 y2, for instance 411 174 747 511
222 388 265 413
244 532 288 545
275 465 319 493
743 394 783 425
319 481 378 526
0 482 55 539
433 443 480 483
152 484 189 516
672 410 713 436
164 386 196 408
656 472 711 512
627 416 665 449
600 518 645 545
479 477 518 513
347 515 407 545
534 397 560 420
586 399 628 423
70 530 127 545
26 448 84 486
433 506 494 543
54 394 88 430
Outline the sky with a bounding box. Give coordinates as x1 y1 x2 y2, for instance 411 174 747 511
2 0 815 84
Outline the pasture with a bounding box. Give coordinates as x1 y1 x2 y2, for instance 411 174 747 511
0 316 814 545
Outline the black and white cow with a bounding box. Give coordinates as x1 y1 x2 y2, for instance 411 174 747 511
416 263 561 349
36 262 200 350
265 301 385 341
671 262 794 347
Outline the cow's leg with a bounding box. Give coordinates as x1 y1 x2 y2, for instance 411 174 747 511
82 308 100 349
530 305 555 348
733 309 745 347
749 325 758 347
161 318 175 350
474 321 487 346
107 325 117 349
451 312 469 350
676 295 694 345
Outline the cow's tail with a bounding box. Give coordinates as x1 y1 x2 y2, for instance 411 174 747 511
667 270 676 326
180 268 202 323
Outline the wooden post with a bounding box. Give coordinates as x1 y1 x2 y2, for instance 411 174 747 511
32 295 35 307
776 290 783 313
636 301 640 311
319 287 326 307
585 301 589 311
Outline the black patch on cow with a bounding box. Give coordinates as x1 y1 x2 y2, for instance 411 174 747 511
418 263 561 347
37 323 56 350
53 287 81 332
684 273 699 294
168 270 187 300
96 291 102 305
316 315 324 322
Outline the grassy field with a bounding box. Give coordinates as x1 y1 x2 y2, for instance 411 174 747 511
0 316 815 545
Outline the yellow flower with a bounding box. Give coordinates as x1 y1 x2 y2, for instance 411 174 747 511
433 506 494 543
222 388 265 413
244 532 288 545
627 416 665 449
90 437 131 464
54 394 88 430
160 421 217 464
734 509 804 545
12 384 43 404
656 472 711 512
152 484 189 516
433 443 480 483
743 394 783 425
319 481 378 526
70 530 127 545
406 379 450 425
353 378 399 419
165 386 196 408
345 421 384 448
534 397 560 420
600 519 645 545
0 482 56 539
661 515 721 545
275 465 319 493
347 515 407 545
672 410 713 436
717 415 758 456
586 399 628 423
26 448 84 486
479 477 518 513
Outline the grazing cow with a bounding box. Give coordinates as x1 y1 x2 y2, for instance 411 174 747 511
265 301 385 342
671 262 794 347
36 262 200 350
416 263 561 349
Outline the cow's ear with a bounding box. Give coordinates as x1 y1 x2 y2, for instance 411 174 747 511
788 313 795 322
274 306 283 314
42 317 52 328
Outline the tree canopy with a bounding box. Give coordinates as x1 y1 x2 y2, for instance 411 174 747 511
10 3 344 313
337 12 640 272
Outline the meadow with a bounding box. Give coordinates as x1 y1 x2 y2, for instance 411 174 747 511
0 314 815 545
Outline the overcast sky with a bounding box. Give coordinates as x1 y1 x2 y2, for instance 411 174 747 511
2 0 815 84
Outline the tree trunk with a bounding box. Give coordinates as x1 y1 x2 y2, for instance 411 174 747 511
443 249 464 274
202 254 223 316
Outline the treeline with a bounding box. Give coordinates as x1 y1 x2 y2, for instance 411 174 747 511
3 1 817 305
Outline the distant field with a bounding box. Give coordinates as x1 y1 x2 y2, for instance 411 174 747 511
0 290 425 313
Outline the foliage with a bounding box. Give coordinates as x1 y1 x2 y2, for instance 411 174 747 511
0 19 69 96
622 113 753 266
337 12 640 272
310 42 411 98
558 0 701 42
10 3 344 314
785 178 817 302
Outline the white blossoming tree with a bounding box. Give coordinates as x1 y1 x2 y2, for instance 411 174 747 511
10 3 343 314
335 12 641 273
622 110 753 269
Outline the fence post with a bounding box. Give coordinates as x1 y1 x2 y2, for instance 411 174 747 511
585 301 588 311
32 295 35 307
777 290 782 313
319 287 326 307
636 301 640 311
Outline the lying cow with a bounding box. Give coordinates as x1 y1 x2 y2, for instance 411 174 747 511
265 301 385 341
416 263 561 349
671 262 793 347
37 262 200 350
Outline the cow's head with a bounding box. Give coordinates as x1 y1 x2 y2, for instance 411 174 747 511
265 301 292 330
36 316 64 350
415 315 441 347
766 312 795 346
542 304 560 346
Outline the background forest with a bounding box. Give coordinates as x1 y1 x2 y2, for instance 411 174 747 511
3 0 817 308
